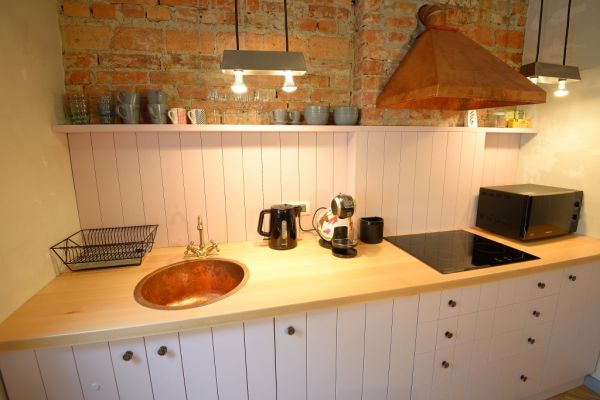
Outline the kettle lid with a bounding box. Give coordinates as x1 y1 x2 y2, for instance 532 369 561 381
271 203 298 211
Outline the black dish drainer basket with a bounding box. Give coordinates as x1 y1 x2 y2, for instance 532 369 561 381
51 225 158 271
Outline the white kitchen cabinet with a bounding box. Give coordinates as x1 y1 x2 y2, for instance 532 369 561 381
336 303 366 400
179 328 219 400
275 313 307 400
212 323 248 400
306 309 337 400
362 299 394 400
109 337 154 400
0 350 47 400
73 342 120 400
36 346 84 400
145 333 186 400
388 295 419 399
244 318 276 400
541 260 600 392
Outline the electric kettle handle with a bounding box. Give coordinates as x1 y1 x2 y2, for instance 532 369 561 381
257 209 272 237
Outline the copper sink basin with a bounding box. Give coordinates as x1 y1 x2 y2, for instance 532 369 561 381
134 258 248 310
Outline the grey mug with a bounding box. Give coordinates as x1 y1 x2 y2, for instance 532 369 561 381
117 92 139 105
117 104 140 124
147 90 167 104
148 104 168 124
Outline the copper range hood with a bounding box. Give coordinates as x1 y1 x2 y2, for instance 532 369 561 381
376 4 546 111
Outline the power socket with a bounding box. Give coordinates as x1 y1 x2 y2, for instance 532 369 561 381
286 200 311 215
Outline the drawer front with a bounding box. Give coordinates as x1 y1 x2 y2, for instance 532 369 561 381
524 295 558 327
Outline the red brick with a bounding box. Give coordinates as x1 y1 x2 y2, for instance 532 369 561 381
495 29 524 49
63 2 90 17
164 54 218 70
297 19 317 31
384 16 416 29
472 26 494 46
303 75 329 88
159 0 198 5
62 26 112 50
358 59 384 75
167 29 215 53
200 10 228 24
177 86 208 99
91 3 116 19
66 70 93 85
307 37 351 61
245 0 259 13
99 54 162 69
96 71 148 84
308 5 336 18
150 71 196 85
113 27 162 51
63 53 98 68
359 107 384 122
120 4 145 18
318 20 337 34
146 6 170 20
387 31 409 45
111 0 156 4
175 7 200 22
359 29 385 44
310 88 348 104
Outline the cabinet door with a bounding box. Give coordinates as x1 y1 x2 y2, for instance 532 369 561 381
362 299 394 400
0 350 47 400
336 303 366 400
275 313 307 400
179 329 219 400
212 323 248 400
388 295 419 400
36 346 84 400
145 333 186 400
244 318 276 400
109 337 154 400
306 309 336 400
73 342 119 400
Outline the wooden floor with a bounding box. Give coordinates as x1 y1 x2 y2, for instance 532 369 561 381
549 386 600 400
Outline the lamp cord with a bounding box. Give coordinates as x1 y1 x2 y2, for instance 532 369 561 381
234 0 240 50
284 0 289 52
563 0 572 65
535 0 543 62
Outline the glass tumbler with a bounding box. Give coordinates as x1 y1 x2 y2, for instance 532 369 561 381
97 95 114 124
67 94 90 124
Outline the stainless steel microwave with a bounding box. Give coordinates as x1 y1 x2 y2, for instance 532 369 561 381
475 184 583 241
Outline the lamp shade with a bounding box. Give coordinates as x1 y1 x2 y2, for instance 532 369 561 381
220 50 307 76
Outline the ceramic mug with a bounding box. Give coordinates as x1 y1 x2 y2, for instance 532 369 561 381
116 104 140 124
148 104 168 124
187 108 207 124
168 108 187 124
271 109 288 124
117 92 139 105
146 90 167 104
288 110 302 124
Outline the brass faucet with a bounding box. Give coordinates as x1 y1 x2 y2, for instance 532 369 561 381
185 216 219 258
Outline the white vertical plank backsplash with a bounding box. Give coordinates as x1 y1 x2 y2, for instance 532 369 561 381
68 128 521 246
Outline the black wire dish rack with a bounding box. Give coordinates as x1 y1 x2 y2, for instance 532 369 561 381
50 225 158 271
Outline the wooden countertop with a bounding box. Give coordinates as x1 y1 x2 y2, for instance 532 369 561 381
1 227 599 352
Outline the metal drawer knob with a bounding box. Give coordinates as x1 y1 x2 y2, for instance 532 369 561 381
445 331 454 339
527 337 536 344
122 351 133 361
568 274 577 281
441 361 450 368
448 299 457 308
532 310 541 317
157 346 168 356
287 326 296 335
537 282 546 289
520 374 528 382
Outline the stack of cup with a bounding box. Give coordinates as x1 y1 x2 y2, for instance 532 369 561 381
147 90 168 124
116 92 140 124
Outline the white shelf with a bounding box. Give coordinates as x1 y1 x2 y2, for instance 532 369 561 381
53 124 538 134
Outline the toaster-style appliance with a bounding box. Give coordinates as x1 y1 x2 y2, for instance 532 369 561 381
476 184 583 241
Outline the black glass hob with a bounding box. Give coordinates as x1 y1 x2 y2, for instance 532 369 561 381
384 230 539 274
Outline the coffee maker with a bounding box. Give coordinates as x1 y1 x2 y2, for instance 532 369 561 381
315 194 357 258
258 204 301 250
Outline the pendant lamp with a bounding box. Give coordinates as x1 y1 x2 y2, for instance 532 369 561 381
220 0 306 93
520 0 580 97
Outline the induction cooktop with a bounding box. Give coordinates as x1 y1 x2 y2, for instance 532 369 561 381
384 230 539 274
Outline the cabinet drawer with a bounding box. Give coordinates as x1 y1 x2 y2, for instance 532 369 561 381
519 322 553 355
524 295 558 327
527 269 562 300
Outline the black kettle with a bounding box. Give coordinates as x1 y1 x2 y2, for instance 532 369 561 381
258 204 301 250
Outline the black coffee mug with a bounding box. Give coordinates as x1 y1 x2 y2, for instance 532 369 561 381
359 217 384 244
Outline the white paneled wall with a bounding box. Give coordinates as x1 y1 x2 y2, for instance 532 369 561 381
68 127 522 247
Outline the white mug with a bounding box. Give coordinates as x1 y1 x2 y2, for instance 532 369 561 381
187 109 206 124
168 108 187 124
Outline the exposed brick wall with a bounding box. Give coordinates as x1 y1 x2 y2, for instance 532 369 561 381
58 0 528 125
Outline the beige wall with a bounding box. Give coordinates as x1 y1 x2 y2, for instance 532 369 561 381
0 0 79 333
518 0 600 239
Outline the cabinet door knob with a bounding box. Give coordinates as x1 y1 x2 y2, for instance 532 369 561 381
520 375 528 382
157 346 168 356
527 337 536 344
447 299 457 308
537 282 546 289
441 361 450 368
122 350 133 361
568 274 577 281
287 326 296 335
445 331 454 339
532 310 541 317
